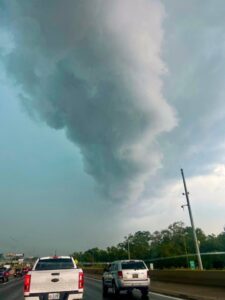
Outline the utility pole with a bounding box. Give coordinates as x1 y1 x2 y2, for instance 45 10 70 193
181 168 203 270
128 239 131 260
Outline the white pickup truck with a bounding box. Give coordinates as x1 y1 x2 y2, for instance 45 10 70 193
24 256 84 300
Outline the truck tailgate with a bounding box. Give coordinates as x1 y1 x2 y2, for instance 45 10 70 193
30 269 79 293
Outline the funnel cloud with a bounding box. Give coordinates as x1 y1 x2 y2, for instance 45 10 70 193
1 0 177 201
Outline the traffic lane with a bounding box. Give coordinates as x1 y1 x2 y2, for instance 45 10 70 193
0 275 184 300
84 277 184 300
0 277 23 300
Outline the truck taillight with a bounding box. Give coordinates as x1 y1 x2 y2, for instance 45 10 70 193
118 271 123 278
24 274 31 293
78 271 84 289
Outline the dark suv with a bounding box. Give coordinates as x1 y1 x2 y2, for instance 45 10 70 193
14 268 23 278
0 267 9 283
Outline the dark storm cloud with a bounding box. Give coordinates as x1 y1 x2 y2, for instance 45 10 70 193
0 0 177 201
159 0 225 178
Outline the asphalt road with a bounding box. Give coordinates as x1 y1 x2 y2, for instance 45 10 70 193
0 277 23 300
0 276 183 300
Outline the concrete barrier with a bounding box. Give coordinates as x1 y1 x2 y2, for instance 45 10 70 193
83 268 103 276
83 268 225 288
149 270 225 288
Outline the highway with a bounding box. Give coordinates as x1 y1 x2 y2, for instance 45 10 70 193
0 277 23 300
0 276 183 300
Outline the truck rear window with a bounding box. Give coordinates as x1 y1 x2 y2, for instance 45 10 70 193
35 258 74 270
121 261 146 270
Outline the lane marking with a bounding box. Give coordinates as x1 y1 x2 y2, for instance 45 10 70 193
85 276 183 299
1 280 11 286
85 276 101 282
149 292 183 300
0 278 21 288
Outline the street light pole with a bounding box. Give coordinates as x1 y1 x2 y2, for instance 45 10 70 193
182 233 189 268
180 168 203 270
128 239 131 260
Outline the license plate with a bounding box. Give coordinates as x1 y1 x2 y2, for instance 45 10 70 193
133 274 138 278
48 293 60 300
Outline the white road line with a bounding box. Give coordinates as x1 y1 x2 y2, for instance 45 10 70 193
85 276 183 299
85 276 101 282
149 292 183 300
0 278 18 286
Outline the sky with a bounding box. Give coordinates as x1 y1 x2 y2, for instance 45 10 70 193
0 0 225 256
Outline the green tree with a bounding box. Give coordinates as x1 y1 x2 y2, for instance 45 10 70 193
118 231 151 259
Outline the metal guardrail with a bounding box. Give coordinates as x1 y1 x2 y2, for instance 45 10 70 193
145 251 225 262
77 251 225 265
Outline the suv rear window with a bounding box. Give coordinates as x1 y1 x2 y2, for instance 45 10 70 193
121 261 146 270
0 268 6 272
35 258 74 270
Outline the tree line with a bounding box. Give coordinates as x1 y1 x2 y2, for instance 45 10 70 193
72 222 225 269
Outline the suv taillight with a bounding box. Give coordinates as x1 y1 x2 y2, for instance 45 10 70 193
78 271 84 289
118 271 123 278
24 274 31 293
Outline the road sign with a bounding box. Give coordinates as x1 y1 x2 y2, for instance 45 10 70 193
190 260 195 270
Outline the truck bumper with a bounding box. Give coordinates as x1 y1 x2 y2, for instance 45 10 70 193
117 278 150 290
24 292 83 300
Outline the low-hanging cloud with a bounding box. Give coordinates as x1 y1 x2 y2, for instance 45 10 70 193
0 0 177 202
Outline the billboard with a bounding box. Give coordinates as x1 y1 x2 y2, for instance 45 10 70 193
5 253 24 258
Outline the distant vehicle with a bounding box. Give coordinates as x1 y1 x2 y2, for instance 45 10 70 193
22 267 30 275
3 264 11 270
14 268 23 278
24 256 84 299
102 260 150 298
0 267 9 283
